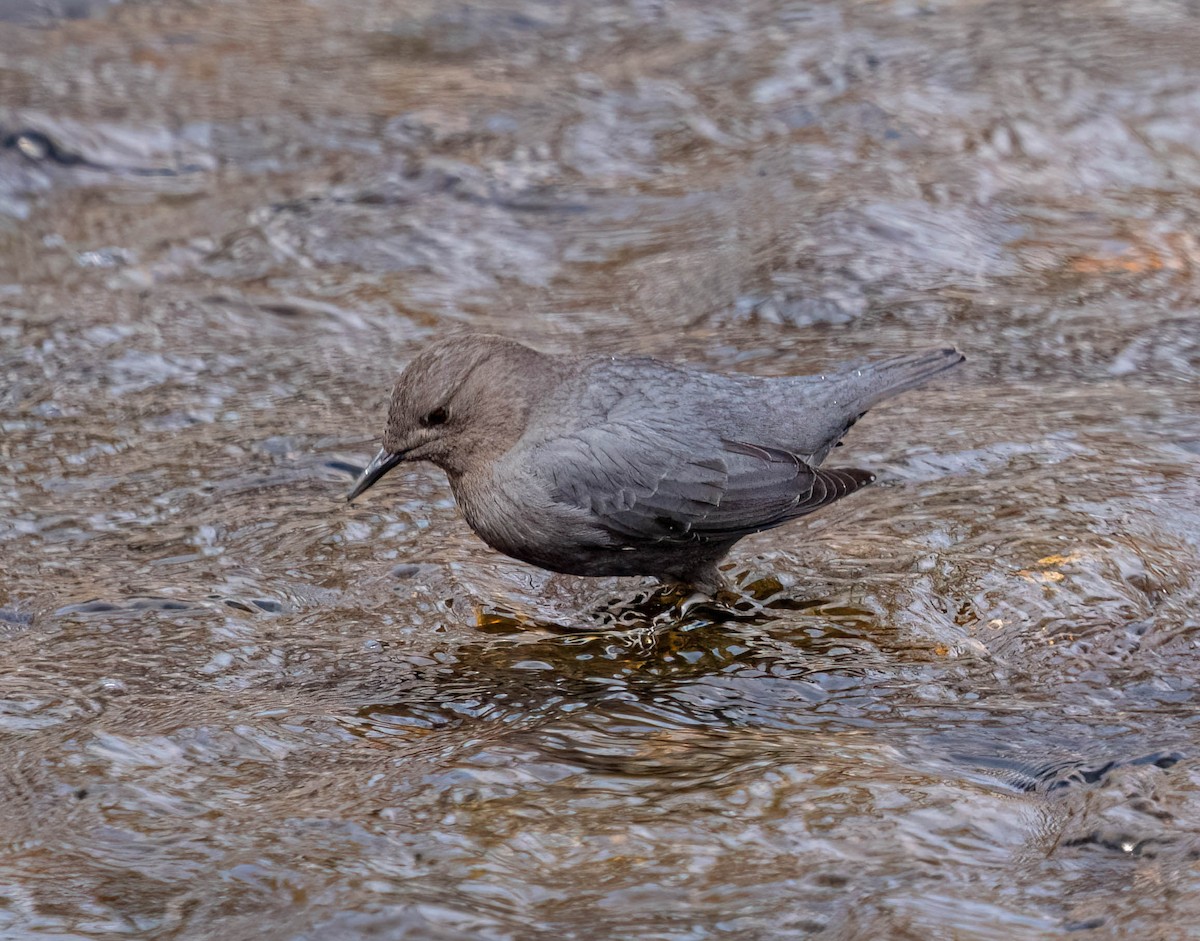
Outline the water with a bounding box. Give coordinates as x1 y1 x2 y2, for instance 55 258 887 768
2 1 1200 938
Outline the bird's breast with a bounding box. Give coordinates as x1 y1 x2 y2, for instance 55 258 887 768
450 466 541 556
449 462 608 570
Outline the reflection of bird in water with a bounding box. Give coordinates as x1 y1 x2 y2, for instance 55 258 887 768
349 334 964 591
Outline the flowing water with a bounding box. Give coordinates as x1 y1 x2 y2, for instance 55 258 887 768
2 1 1200 938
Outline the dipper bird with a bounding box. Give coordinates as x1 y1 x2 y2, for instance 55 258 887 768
347 335 963 591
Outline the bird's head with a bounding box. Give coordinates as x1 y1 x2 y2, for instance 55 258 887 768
347 334 548 501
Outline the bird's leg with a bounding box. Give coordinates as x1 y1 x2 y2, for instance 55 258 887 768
657 563 744 617
671 561 731 596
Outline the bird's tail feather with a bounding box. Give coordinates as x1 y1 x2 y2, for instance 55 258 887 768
843 347 965 413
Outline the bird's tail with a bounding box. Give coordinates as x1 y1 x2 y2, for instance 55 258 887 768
841 347 965 413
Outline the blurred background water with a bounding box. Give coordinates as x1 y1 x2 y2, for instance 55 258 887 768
2 1 1200 938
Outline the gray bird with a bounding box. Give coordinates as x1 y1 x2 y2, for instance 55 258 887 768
347 335 964 591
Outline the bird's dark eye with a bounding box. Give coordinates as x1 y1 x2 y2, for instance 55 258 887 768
421 406 449 428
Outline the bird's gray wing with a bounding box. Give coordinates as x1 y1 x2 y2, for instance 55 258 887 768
535 421 875 545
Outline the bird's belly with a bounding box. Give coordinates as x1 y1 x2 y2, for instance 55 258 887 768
451 472 666 576
463 526 683 578
450 471 590 567
457 495 611 574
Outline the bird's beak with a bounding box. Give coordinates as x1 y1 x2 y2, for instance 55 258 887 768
346 447 407 502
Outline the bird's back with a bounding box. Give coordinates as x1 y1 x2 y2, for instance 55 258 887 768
541 348 962 465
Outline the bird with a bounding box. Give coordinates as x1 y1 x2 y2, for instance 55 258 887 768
347 334 964 592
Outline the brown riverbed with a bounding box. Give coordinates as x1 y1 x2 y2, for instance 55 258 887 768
2 1 1200 938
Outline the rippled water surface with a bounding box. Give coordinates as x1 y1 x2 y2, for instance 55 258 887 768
3 1 1200 938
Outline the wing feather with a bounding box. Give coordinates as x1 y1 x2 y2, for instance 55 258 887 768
535 422 874 546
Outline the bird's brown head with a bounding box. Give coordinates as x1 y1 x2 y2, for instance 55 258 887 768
347 334 549 501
